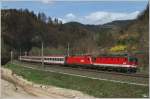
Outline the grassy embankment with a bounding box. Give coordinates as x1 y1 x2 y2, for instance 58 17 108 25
3 63 149 98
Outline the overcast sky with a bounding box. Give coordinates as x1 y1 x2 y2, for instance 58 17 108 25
1 0 148 25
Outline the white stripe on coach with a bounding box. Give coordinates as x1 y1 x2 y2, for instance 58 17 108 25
93 63 136 68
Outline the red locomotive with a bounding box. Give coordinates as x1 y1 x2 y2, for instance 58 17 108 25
19 53 138 73
66 56 92 65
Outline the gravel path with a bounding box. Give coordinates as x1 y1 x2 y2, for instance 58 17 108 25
1 79 35 99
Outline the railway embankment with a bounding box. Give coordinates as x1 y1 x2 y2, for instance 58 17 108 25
1 67 95 99
2 63 149 98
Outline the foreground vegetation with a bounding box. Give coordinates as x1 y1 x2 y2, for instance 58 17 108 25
4 63 149 98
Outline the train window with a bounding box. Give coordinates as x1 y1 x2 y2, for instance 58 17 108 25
135 58 138 62
129 57 138 62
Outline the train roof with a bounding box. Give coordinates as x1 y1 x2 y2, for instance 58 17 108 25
45 55 65 57
21 55 65 58
98 53 130 57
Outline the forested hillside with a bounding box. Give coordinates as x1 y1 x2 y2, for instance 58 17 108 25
116 5 149 68
1 5 149 67
1 9 96 64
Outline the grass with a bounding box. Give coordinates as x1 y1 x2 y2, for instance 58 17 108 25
4 63 149 98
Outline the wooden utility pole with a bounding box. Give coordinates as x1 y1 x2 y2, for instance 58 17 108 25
19 48 21 60
41 42 44 68
19 48 21 56
11 51 13 64
25 51 27 56
67 43 70 56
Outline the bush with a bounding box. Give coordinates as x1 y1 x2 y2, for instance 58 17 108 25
110 45 127 52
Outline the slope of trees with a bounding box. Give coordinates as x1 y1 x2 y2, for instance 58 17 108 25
1 9 96 64
1 5 149 67
116 5 149 68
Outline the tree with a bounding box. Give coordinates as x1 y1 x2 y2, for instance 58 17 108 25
48 17 53 24
38 12 47 22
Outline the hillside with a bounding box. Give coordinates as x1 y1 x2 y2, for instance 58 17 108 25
117 5 149 68
117 6 148 50
1 5 149 67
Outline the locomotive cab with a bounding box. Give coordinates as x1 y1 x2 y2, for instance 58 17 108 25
126 56 138 73
128 56 138 66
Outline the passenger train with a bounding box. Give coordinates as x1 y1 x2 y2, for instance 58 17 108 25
19 54 138 73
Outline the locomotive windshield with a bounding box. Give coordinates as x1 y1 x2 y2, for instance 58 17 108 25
128 56 138 63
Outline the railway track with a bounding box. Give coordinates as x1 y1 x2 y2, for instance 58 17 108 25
78 68 149 79
12 61 149 86
14 60 149 79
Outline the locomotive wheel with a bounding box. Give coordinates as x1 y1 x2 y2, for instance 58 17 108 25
116 68 121 72
125 68 133 74
130 68 137 73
